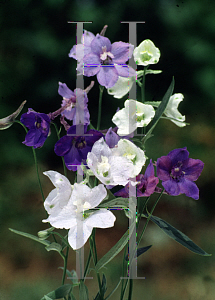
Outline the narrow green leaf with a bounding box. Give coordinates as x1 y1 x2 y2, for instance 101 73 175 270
45 242 62 253
95 221 135 271
79 280 89 300
143 77 175 144
105 278 122 300
145 69 162 75
94 274 107 300
9 228 50 246
125 245 152 261
144 101 161 107
41 284 72 300
137 70 162 78
149 214 211 256
98 198 129 208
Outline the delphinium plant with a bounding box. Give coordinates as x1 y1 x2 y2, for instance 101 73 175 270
1 24 210 300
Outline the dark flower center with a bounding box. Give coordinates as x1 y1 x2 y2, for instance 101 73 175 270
170 161 185 181
74 136 87 149
100 46 114 65
35 116 48 133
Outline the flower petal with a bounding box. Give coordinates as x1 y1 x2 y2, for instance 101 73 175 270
178 179 200 200
183 158 204 181
162 178 181 196
114 65 136 77
68 223 93 250
111 42 134 63
157 156 172 181
85 210 116 228
91 34 112 55
167 147 189 166
58 82 75 99
54 136 73 156
96 66 118 88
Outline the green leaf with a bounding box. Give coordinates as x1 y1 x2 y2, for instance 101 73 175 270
58 268 79 285
41 284 72 300
137 70 162 78
79 280 89 300
145 69 162 75
144 101 161 107
143 77 175 144
98 197 129 208
149 214 211 256
95 221 135 271
45 242 62 253
125 245 152 261
94 274 107 300
9 228 50 246
44 296 52 300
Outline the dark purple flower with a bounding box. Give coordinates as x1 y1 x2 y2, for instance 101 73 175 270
156 147 204 200
58 82 90 125
114 160 159 197
70 33 136 89
54 124 103 171
20 108 50 148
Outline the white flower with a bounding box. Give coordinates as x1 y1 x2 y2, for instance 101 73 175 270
133 39 160 66
112 99 155 136
107 75 136 99
112 139 147 176
43 171 73 217
87 137 136 186
43 183 116 250
164 93 186 127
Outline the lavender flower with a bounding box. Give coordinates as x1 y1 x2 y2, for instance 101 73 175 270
20 108 51 148
114 159 159 197
70 32 136 89
58 82 90 125
157 147 204 200
54 124 103 171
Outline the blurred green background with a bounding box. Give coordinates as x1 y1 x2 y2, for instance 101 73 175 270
1 0 215 299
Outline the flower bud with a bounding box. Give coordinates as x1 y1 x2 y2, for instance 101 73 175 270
0 100 26 130
38 227 54 240
133 39 160 66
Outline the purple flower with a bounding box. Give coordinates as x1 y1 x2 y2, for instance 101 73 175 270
54 124 103 171
103 127 134 148
114 160 159 197
156 147 204 200
70 32 136 89
58 82 90 125
20 108 50 148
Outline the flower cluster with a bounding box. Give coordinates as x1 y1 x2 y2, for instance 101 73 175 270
15 26 204 253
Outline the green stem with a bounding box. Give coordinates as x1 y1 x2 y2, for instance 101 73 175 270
137 188 164 247
141 66 147 104
89 234 104 300
97 85 104 130
140 66 148 136
15 120 45 201
128 279 133 300
32 146 45 201
136 196 150 231
62 246 69 285
83 249 92 280
52 122 67 177
120 245 129 300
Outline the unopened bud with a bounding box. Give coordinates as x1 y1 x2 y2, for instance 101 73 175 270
0 100 26 130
